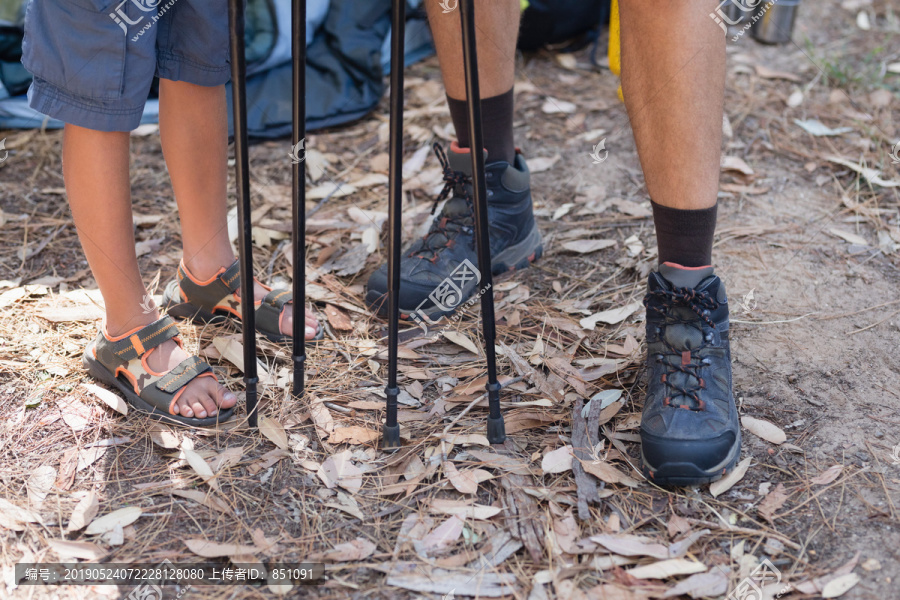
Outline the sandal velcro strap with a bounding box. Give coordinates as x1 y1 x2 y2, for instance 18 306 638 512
177 260 242 311
262 289 292 310
95 316 180 366
255 289 293 335
156 356 213 394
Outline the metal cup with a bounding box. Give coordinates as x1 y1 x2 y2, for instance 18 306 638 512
751 0 800 44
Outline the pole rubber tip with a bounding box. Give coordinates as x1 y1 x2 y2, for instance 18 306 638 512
382 425 402 451
487 416 506 445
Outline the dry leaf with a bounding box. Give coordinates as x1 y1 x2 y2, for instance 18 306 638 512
324 491 364 520
324 304 353 330
590 534 669 559
172 490 232 515
212 337 274 383
542 446 574 474
754 64 802 82
182 447 220 491
26 465 56 506
440 433 490 447
428 499 502 520
825 156 900 187
721 155 755 175
183 538 261 558
421 516 464 551
67 491 99 532
309 538 376 562
741 416 786 444
528 154 561 173
85 506 142 535
811 465 843 486
443 462 478 495
82 383 128 416
329 426 380 445
829 228 868 246
580 301 643 329
627 558 707 580
542 97 577 114
580 460 640 487
318 450 363 494
76 447 107 472
0 498 40 526
662 571 728 598
443 331 481 355
149 423 180 449
48 540 106 561
259 416 289 450
758 483 789 523
709 456 752 497
562 239 616 254
822 573 860 598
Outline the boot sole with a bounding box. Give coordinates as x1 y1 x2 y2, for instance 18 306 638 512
366 223 543 320
641 431 742 487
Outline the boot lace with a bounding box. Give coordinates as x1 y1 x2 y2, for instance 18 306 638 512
643 286 719 411
410 143 475 261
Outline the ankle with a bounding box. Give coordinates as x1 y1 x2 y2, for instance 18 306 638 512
183 252 234 281
104 307 160 338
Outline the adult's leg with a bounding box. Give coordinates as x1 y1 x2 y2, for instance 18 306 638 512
619 1 740 486
365 0 542 317
426 0 519 164
157 79 318 339
62 125 236 418
620 0 724 267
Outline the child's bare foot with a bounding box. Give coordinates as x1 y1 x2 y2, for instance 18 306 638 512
106 316 237 419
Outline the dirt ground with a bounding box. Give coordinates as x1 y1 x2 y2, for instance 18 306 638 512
1 1 899 599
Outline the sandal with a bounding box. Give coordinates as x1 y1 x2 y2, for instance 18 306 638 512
82 315 235 427
161 259 323 343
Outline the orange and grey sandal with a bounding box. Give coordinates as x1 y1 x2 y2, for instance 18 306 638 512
82 315 234 427
161 259 323 344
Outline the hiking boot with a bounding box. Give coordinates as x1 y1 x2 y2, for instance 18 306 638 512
640 262 741 486
365 142 542 321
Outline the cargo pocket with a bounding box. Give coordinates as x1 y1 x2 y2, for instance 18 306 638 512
22 0 127 101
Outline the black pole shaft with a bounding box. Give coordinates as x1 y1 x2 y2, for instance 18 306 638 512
291 0 307 399
382 0 405 450
228 0 259 428
459 0 505 444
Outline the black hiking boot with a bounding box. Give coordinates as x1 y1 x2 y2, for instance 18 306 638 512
640 263 741 486
365 142 542 322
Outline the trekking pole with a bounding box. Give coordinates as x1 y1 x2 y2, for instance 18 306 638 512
291 0 307 399
228 0 259 428
459 0 506 444
382 0 406 451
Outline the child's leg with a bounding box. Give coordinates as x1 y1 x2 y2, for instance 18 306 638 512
62 124 236 419
157 79 319 340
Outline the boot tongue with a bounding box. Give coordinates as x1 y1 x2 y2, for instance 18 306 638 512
659 262 715 289
447 143 488 177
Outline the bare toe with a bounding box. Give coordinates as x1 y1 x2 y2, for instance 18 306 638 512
190 400 208 419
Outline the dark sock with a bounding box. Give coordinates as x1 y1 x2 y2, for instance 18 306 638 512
651 200 718 269
447 88 516 165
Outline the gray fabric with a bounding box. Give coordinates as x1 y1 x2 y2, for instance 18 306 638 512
156 355 212 393
658 264 715 289
177 261 241 310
